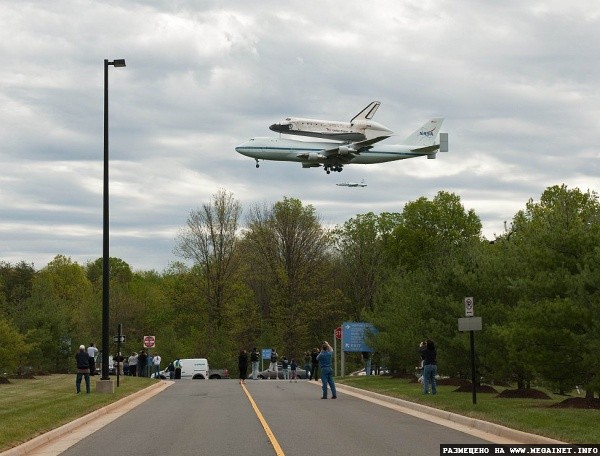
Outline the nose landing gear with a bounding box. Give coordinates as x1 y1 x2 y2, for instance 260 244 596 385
255 159 260 168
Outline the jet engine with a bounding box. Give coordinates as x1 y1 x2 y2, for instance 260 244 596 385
338 145 354 155
307 152 324 162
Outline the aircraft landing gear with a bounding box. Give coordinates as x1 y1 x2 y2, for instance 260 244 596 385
255 159 260 168
324 164 343 174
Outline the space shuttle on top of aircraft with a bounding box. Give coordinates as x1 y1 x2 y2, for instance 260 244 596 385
269 101 394 141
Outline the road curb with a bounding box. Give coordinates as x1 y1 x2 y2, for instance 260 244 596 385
1 380 171 456
335 384 564 444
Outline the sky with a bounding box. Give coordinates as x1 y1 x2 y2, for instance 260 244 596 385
1 0 599 272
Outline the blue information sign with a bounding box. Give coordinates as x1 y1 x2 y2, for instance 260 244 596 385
262 348 272 360
342 322 377 352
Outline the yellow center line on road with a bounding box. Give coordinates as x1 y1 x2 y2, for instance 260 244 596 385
241 383 285 456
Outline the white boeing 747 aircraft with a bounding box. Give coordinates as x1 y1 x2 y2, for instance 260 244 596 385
236 118 447 174
269 101 393 141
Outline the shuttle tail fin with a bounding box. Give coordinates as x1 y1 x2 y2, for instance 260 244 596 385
350 101 380 123
403 118 444 147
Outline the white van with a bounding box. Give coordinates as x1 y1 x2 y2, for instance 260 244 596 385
153 358 209 380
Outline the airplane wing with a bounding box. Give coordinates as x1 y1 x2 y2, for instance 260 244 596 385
322 135 390 159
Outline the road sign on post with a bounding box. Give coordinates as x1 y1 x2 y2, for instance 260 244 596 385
334 327 342 340
464 297 474 317
143 335 155 348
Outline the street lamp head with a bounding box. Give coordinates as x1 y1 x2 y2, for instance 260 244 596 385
111 59 126 67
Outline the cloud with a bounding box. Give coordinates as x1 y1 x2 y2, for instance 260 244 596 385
1 0 599 270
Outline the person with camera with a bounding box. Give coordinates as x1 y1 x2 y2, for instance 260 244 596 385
317 341 337 399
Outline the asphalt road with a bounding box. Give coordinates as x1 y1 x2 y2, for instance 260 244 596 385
59 379 490 456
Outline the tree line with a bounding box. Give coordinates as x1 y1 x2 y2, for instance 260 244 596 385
0 186 598 398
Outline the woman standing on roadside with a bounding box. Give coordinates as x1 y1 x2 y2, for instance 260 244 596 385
238 349 248 384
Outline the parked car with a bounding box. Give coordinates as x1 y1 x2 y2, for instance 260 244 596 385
349 367 389 376
208 368 230 379
151 358 209 380
247 363 309 380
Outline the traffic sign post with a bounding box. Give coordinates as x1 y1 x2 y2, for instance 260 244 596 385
143 335 155 349
464 297 474 317
459 298 480 405
340 322 378 377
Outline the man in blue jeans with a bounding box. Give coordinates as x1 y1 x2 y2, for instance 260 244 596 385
419 339 437 394
317 341 337 399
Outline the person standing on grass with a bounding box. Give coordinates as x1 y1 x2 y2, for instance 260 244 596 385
128 352 138 377
87 343 98 376
317 341 337 399
75 345 91 394
419 339 437 395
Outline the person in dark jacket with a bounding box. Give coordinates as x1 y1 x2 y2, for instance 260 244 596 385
238 350 248 384
310 348 320 381
419 339 437 395
75 345 91 394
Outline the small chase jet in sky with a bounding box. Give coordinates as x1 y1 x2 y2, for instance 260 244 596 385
236 118 447 174
336 179 367 187
269 101 393 141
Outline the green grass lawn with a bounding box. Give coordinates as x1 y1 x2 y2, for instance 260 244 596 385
0 374 155 452
337 376 600 444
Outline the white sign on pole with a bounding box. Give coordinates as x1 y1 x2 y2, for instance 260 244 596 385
464 297 474 317
458 317 482 332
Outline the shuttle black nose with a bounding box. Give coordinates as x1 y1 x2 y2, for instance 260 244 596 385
269 123 290 133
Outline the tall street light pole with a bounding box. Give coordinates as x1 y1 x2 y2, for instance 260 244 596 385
100 58 126 392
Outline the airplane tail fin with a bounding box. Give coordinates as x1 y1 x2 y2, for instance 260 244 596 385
350 101 380 123
403 118 444 147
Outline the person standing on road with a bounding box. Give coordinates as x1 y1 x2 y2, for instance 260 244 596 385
174 359 182 379
317 341 336 399
167 360 175 379
304 351 311 380
290 358 298 382
87 343 98 376
281 356 290 380
310 348 320 381
75 345 91 394
268 348 278 379
152 353 162 377
238 350 248 384
419 339 437 395
250 348 260 380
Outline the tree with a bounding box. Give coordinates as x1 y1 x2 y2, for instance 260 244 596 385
368 192 483 376
331 212 402 319
392 191 482 273
503 185 600 395
175 189 242 331
242 197 337 357
0 261 36 328
0 317 33 374
25 255 94 372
